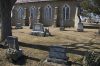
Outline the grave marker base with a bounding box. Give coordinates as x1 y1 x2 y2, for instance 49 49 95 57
60 27 65 31
31 23 51 37
6 36 23 61
6 48 23 61
77 23 84 32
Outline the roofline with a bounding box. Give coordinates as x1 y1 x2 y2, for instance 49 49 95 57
15 0 77 4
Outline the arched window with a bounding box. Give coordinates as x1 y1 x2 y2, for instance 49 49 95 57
62 4 70 20
29 6 37 19
44 5 52 20
17 7 24 19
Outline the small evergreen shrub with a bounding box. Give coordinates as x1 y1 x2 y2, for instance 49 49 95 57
83 50 100 66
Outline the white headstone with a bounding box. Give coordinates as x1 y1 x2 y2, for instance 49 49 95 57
33 23 44 31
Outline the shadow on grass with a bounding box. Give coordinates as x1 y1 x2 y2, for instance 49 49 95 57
12 55 41 65
19 42 100 56
63 43 100 55
1 41 98 66
12 55 26 65
71 62 83 66
19 42 49 51
0 43 8 49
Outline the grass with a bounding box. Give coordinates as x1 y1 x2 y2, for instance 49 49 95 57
0 27 100 66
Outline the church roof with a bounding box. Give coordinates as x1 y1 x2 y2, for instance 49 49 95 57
16 0 78 3
16 0 51 3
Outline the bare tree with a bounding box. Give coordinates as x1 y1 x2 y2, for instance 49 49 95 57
0 0 16 42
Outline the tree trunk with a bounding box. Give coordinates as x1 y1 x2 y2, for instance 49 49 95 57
0 0 16 42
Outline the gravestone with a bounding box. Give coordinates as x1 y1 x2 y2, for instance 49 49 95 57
47 45 69 65
7 36 19 50
31 23 51 37
15 22 23 29
6 36 23 61
49 46 66 60
31 23 44 36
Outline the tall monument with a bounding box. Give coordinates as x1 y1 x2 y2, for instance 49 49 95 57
74 6 84 32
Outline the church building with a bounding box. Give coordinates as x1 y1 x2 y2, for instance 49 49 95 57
11 0 78 27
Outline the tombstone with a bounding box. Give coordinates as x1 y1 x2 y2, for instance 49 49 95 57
6 36 23 61
31 23 44 36
15 22 23 29
31 23 51 37
49 46 67 60
47 45 70 65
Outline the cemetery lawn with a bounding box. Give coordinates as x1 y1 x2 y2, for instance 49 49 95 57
0 26 100 66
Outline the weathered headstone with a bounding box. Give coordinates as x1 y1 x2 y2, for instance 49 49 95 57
47 45 69 64
6 36 23 61
49 46 67 60
31 23 51 37
31 23 45 36
15 22 23 29
7 36 19 50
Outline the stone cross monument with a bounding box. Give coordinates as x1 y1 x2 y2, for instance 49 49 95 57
74 6 84 32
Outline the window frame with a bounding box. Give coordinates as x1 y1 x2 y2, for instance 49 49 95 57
29 6 37 19
62 4 70 20
17 7 24 19
44 5 52 20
